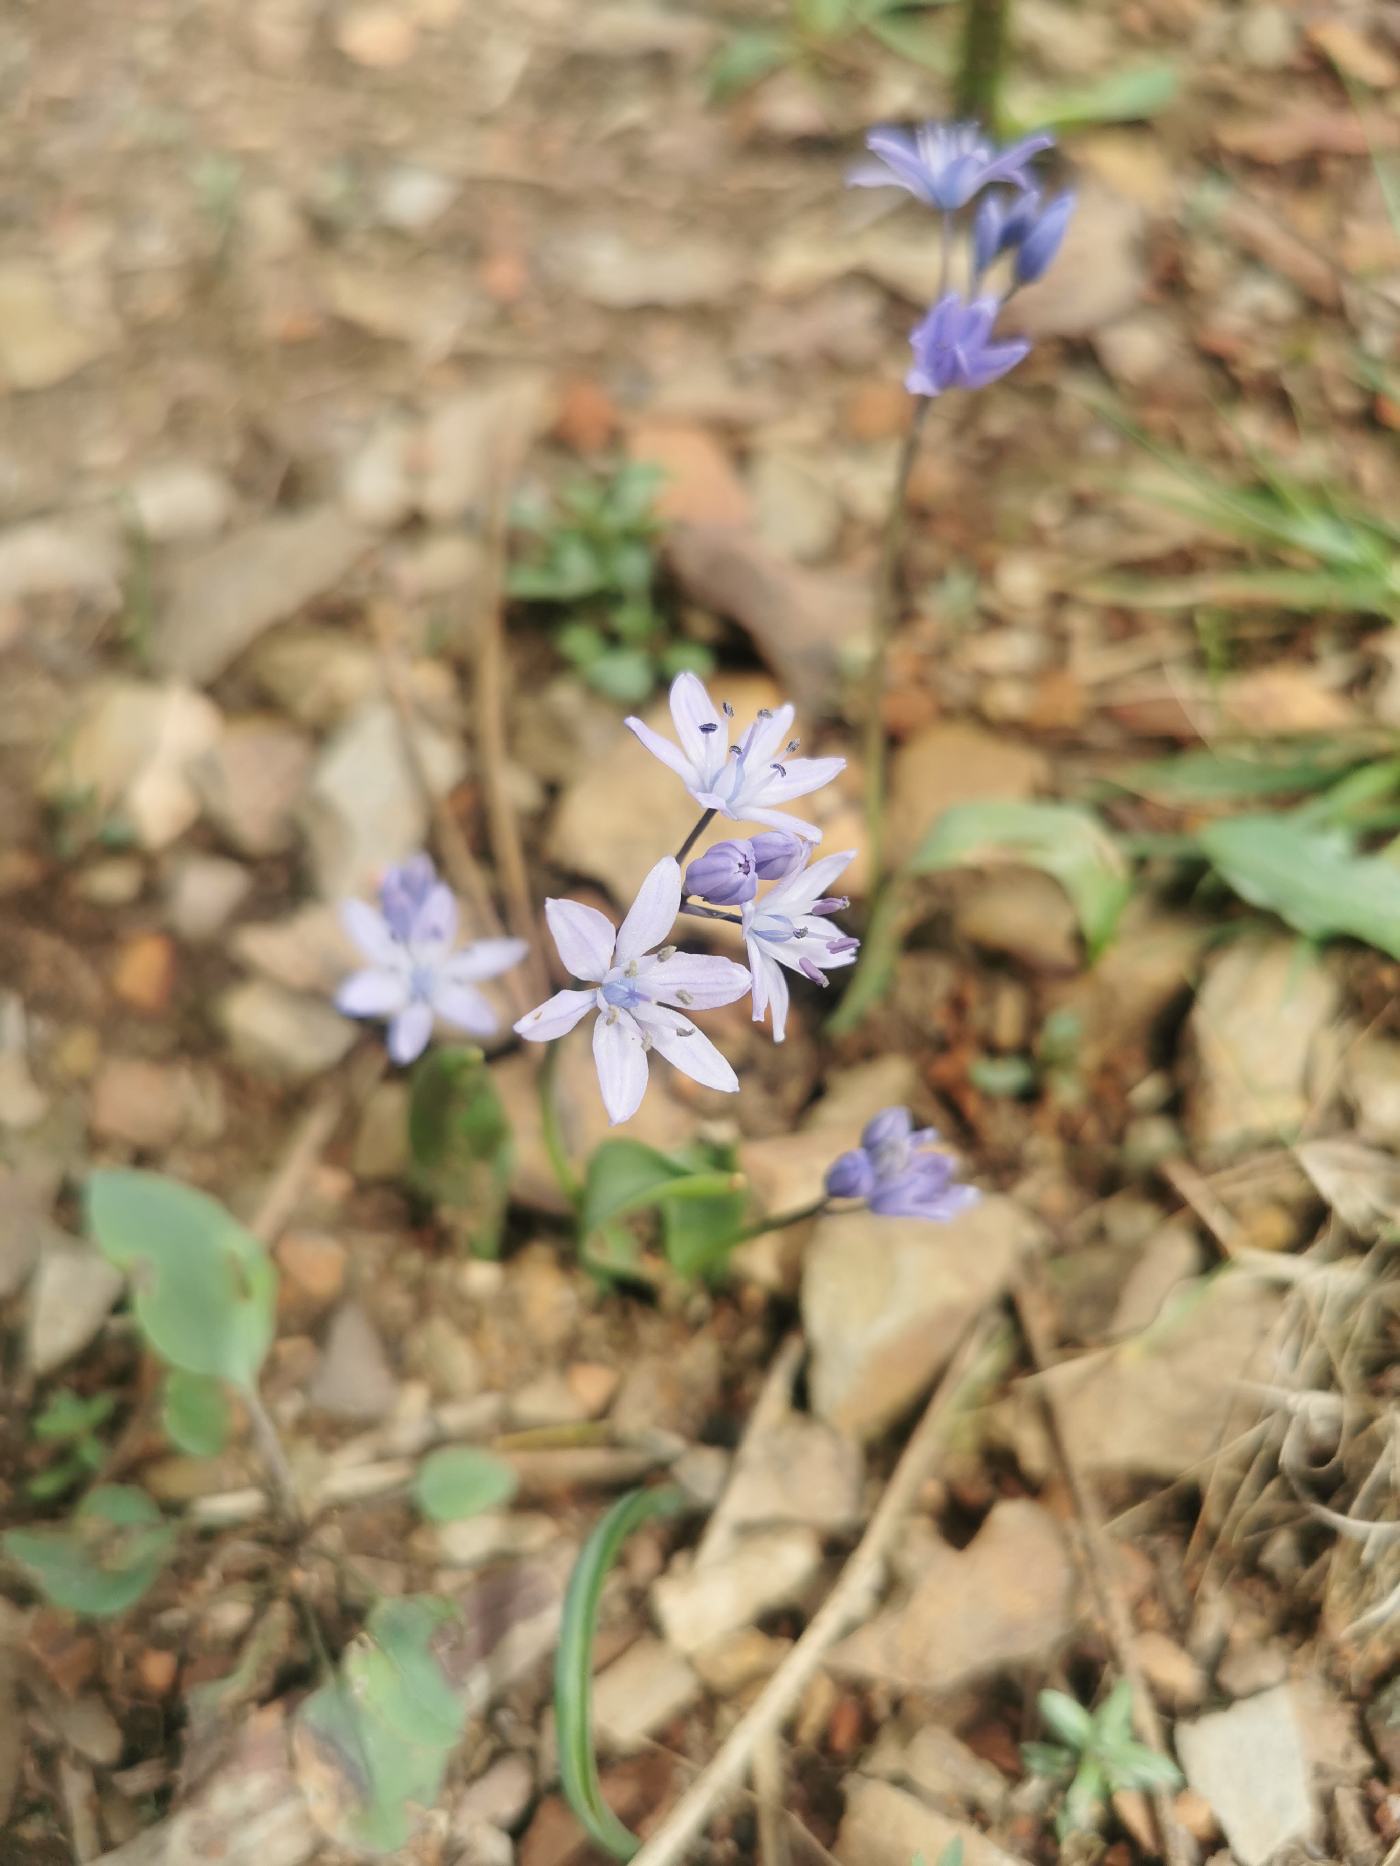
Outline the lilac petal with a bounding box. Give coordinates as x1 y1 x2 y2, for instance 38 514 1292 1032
388 1000 434 1065
826 1147 876 1200
863 1106 914 1150
442 937 529 985
614 857 682 966
801 920 859 967
639 951 752 1010
635 1007 739 1094
430 980 498 1037
668 672 725 769
872 1181 980 1221
978 339 1031 380
750 753 847 807
407 884 458 959
847 157 908 190
624 715 695 782
545 898 616 983
335 966 410 1017
978 131 1054 191
743 804 824 842
592 1008 649 1125
514 988 596 1042
768 848 856 915
340 898 400 967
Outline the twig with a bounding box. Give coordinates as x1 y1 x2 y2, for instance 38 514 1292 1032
1011 1269 1195 1866
1160 1157 1240 1261
753 1733 791 1866
627 1312 1006 1866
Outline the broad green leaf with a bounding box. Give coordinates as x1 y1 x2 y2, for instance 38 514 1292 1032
658 1141 748 1282
407 1047 512 1255
658 639 716 680
912 801 1132 958
1007 62 1177 132
556 1488 688 1859
1021 1740 1074 1780
1112 1747 1184 1791
413 1446 518 1523
1038 1688 1096 1749
161 1369 230 1457
293 1676 449 1856
1198 814 1400 957
556 620 609 667
2 1485 175 1617
86 1171 276 1388
581 1140 746 1282
343 1596 467 1751
706 28 791 99
1115 746 1359 804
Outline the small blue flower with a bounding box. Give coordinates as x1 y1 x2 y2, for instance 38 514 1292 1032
906 292 1030 398
849 121 1054 213
336 856 528 1065
685 839 759 905
1014 190 1075 284
823 1105 979 1222
973 190 1075 286
741 849 859 1043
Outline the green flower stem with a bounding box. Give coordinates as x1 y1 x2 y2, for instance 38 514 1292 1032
730 1195 832 1246
827 868 910 1037
955 0 1011 130
865 398 930 890
539 1041 582 1211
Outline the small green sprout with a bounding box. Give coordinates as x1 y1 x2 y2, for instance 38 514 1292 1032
28 1391 116 1501
1023 1681 1182 1838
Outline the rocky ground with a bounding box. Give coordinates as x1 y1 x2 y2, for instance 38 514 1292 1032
1 0 1399 1860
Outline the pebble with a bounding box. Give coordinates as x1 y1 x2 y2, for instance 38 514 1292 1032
749 448 842 563
308 1302 398 1420
717 1415 864 1536
275 1233 348 1309
111 932 177 1014
164 854 251 944
652 1529 822 1655
452 1755 534 1835
954 869 1082 974
0 263 108 390
1177 1687 1318 1866
351 1078 411 1180
863 1721 1011 1816
90 1058 197 1151
1133 1631 1207 1710
431 1512 558 1567
552 226 743 309
690 1627 791 1695
27 1233 125 1378
0 518 124 606
334 3 419 65
374 164 457 233
44 680 223 852
627 423 751 529
592 1637 700 1755
835 1781 1023 1866
129 463 232 543
341 416 417 529
194 716 313 857
218 979 357 1079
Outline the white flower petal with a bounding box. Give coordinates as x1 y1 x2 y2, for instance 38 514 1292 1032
592 1008 650 1125
613 857 681 966
545 898 616 982
514 988 596 1042
335 967 411 1017
409 883 458 957
741 703 795 767
742 805 824 841
340 898 402 967
765 957 791 1042
624 716 696 783
443 937 529 984
634 1005 739 1094
638 951 751 1010
431 981 498 1037
668 671 725 770
766 848 856 916
388 1001 434 1065
749 754 846 806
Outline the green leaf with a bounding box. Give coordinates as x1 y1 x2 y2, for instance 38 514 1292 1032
968 1055 1037 1098
657 1141 748 1282
580 1140 746 1282
556 620 609 667
2 1485 175 1617
161 1369 230 1456
33 1391 115 1444
1038 1688 1096 1750
407 1047 512 1255
1116 746 1358 804
797 0 858 37
1198 813 1400 957
293 1676 450 1856
1110 1746 1184 1792
936 1840 966 1866
556 1488 688 1859
413 1446 519 1523
343 1595 467 1750
1021 1741 1074 1781
912 801 1132 958
1007 62 1177 133
86 1171 276 1389
658 640 716 680
706 28 791 98
585 649 657 703
1060 1757 1109 1836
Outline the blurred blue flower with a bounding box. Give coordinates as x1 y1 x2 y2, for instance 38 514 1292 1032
685 839 759 905
824 1105 979 1221
974 188 1075 286
849 121 1053 213
906 292 1030 397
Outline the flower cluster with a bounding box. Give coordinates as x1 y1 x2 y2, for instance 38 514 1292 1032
850 118 1074 400
825 1106 978 1222
336 855 528 1064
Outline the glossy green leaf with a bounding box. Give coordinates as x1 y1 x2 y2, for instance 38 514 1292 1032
86 1171 275 1388
912 801 1132 958
1198 814 1400 957
161 1369 230 1456
968 1055 1037 1098
556 1488 688 1859
407 1047 512 1255
413 1446 519 1523
2 1485 175 1617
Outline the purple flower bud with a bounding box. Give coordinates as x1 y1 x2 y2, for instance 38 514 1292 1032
684 839 758 905
379 853 439 941
906 292 1031 398
825 1148 875 1201
972 193 1008 279
1015 191 1074 285
749 830 808 881
862 1105 914 1151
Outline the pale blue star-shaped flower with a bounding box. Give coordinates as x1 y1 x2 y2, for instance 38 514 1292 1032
741 847 859 1043
825 1106 979 1220
906 292 1030 398
849 121 1054 213
336 855 528 1065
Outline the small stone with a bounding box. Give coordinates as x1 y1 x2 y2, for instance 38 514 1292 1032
248 627 381 729
352 1079 411 1180
418 379 546 525
593 1638 700 1755
1006 183 1146 339
27 1235 125 1377
1346 1037 1400 1144
553 379 618 453
111 933 177 1014
432 1512 558 1567
888 722 1049 866
45 1693 122 1766
0 996 48 1132
835 1781 1022 1866
628 424 751 529
0 263 108 390
719 1416 864 1535
453 1755 534 1835
164 854 251 944
136 1649 179 1697
275 1233 348 1308
412 1313 484 1398
74 859 145 907
863 1721 1010 1816
232 903 358 997
1215 1640 1289 1700
194 716 313 857
954 868 1082 974
553 227 742 309
0 518 123 605
341 417 416 529
44 681 223 853
335 3 419 65
90 1058 192 1151
565 1363 619 1417
749 449 842 563
218 980 356 1079
691 1627 790 1695
308 1302 397 1419
1133 1631 1207 1710
509 1373 588 1429
832 1502 1079 1692
1240 4 1298 69
129 463 232 543
652 1529 822 1655
374 164 457 233
1177 1687 1319 1866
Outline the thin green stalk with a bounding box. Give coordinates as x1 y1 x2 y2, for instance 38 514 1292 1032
954 0 1010 130
865 399 930 889
538 1042 582 1210
730 1195 831 1246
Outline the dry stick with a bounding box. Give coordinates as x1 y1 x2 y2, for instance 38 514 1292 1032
752 1733 792 1866
627 1312 1004 1866
1011 1270 1195 1866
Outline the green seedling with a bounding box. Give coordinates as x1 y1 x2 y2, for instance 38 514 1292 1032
413 1447 519 1523
27 1391 115 1501
1023 1681 1182 1838
3 1485 176 1618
